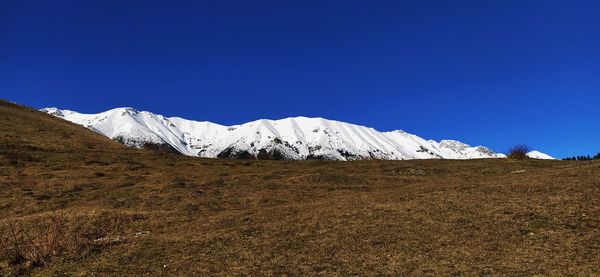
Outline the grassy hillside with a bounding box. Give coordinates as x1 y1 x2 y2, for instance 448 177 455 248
1 100 599 275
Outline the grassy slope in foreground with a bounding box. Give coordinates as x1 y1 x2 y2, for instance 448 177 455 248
1 100 599 275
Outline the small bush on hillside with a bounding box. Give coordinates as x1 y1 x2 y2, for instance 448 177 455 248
0 213 105 275
507 145 531 160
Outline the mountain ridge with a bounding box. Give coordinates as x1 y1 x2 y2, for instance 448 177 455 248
40 107 553 160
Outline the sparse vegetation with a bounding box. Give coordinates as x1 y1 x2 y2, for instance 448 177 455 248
0 213 107 275
563 152 600 161
507 144 531 160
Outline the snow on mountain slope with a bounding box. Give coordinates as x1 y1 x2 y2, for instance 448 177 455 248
527 150 555 160
43 107 195 154
41 107 512 160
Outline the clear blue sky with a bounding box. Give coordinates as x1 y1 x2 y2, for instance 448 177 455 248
1 1 599 158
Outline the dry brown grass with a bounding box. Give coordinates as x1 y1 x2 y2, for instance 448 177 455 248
1 100 599 275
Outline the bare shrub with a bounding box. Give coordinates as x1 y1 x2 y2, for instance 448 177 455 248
507 145 531 160
0 213 105 274
0 221 27 267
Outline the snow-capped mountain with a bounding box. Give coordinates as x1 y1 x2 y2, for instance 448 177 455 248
526 150 555 160
40 107 552 160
